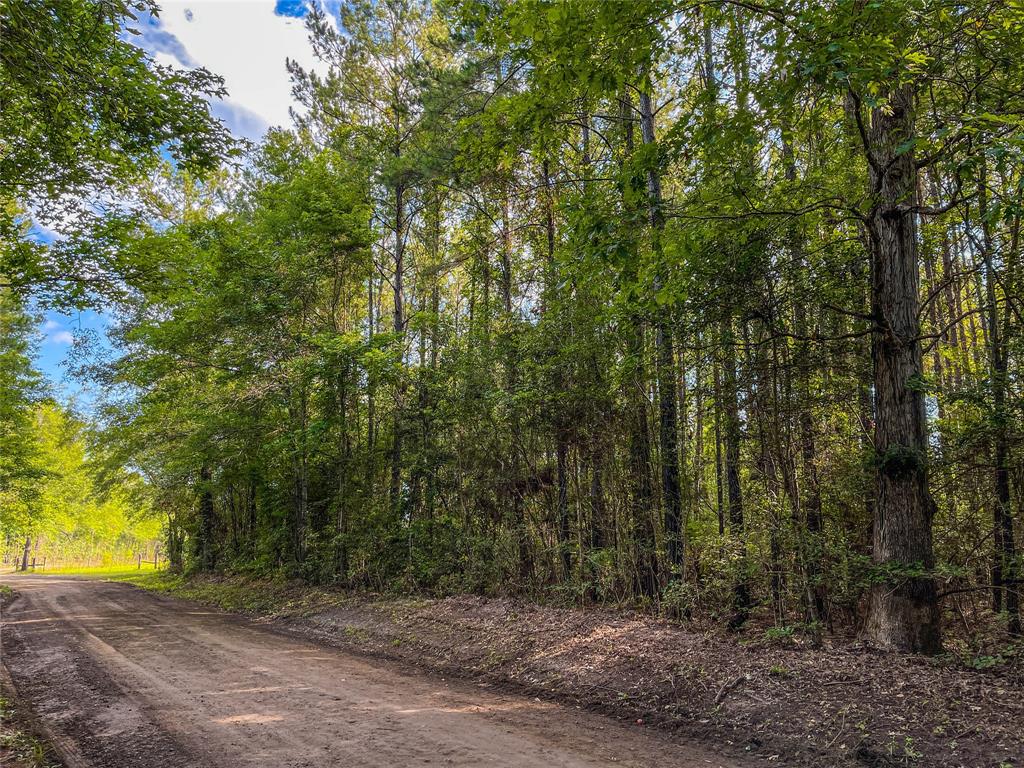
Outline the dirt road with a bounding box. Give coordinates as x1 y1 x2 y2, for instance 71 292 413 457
1 576 746 768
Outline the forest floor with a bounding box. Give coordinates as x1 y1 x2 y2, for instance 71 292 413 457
4 571 1023 768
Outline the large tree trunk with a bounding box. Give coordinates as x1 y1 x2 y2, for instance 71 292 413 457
19 535 31 572
861 84 942 654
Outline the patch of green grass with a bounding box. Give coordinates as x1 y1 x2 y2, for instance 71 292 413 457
342 625 369 641
168 579 292 614
95 571 327 618
44 568 356 629
762 625 796 644
16 565 184 598
43 564 163 577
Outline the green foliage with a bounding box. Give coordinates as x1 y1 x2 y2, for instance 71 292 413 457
0 289 45 532
875 445 928 480
0 399 160 566
0 0 234 305
8 0 1024 651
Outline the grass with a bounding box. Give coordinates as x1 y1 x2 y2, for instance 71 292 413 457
39 563 165 576
1 565 182 597
12 565 339 617
61 566 183 592
152 575 354 616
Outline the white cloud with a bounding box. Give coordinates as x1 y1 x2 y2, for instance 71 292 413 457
49 330 75 346
43 319 61 331
148 1 319 138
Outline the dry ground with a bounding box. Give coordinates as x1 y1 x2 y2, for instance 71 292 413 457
0 575 747 768
4 572 1023 767
134 574 1024 768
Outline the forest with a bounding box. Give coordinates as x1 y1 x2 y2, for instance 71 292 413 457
2 0 1024 662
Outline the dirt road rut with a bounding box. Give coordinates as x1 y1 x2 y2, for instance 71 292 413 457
1 576 746 768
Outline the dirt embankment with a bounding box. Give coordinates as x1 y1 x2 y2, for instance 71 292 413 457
158 575 1023 768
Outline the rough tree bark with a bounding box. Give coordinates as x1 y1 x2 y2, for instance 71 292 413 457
861 84 942 654
19 535 31 572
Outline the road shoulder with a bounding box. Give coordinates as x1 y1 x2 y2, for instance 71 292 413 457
60 571 1024 768
1 588 64 768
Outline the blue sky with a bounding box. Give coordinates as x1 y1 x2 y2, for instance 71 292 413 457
36 0 319 402
139 0 318 138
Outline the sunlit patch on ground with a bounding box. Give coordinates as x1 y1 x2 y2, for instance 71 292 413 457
212 713 286 725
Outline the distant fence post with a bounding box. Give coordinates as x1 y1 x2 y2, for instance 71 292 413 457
137 552 142 569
